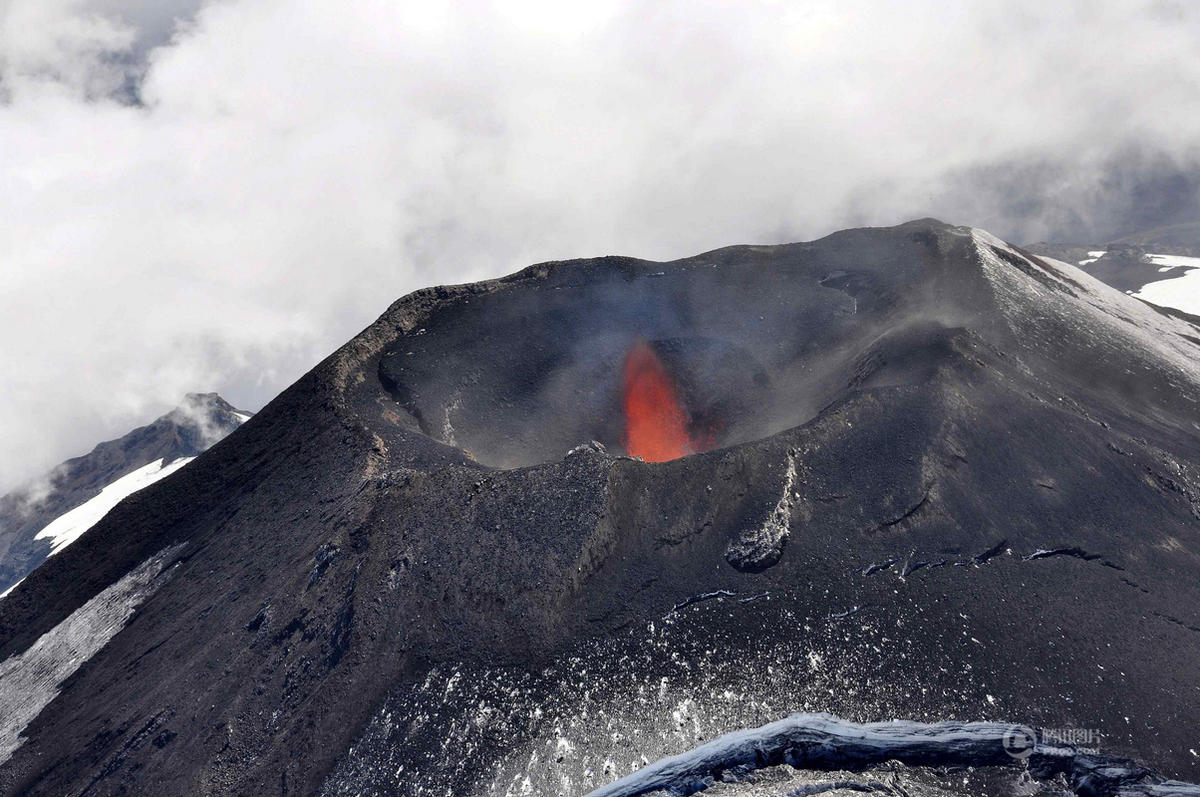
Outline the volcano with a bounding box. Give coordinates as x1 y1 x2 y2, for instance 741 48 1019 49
2 220 1200 796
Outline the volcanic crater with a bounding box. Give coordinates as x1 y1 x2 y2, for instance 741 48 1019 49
375 226 977 468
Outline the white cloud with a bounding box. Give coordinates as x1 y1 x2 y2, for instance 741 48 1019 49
1 0 1199 491
0 0 135 99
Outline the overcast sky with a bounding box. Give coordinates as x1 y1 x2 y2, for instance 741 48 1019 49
1 0 1199 492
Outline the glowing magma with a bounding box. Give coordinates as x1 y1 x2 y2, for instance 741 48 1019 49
621 340 696 462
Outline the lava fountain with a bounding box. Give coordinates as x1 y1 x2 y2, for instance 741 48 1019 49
621 340 700 462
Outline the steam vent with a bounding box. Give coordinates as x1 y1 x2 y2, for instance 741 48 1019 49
3 220 1200 796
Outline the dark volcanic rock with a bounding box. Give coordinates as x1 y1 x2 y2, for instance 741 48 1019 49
1 220 1199 797
0 393 250 597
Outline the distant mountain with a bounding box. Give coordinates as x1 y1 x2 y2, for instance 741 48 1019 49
2 222 1200 796
1111 220 1200 254
1028 228 1200 318
1026 221 1200 264
0 393 251 598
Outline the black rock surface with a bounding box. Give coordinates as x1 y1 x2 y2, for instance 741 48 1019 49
0 220 1198 797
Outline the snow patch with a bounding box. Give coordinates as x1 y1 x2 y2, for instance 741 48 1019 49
1134 254 1200 317
0 544 184 765
1135 270 1200 317
34 457 194 557
1147 253 1200 270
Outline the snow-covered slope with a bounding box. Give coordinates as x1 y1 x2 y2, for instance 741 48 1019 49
984 240 1200 385
1040 247 1200 317
33 458 195 557
0 394 251 601
0 544 183 763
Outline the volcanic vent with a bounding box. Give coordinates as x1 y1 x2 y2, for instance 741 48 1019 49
620 339 710 461
376 226 980 468
378 289 776 466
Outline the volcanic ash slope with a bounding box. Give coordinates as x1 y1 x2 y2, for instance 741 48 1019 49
1 220 1199 797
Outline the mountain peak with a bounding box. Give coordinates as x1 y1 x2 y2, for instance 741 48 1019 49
163 393 251 447
181 391 234 409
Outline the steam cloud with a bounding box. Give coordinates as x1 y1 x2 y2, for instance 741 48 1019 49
2 0 1199 492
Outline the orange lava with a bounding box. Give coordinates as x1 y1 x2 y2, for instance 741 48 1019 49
622 340 695 462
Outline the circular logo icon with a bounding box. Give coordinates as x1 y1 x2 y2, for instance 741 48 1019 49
1003 725 1038 759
